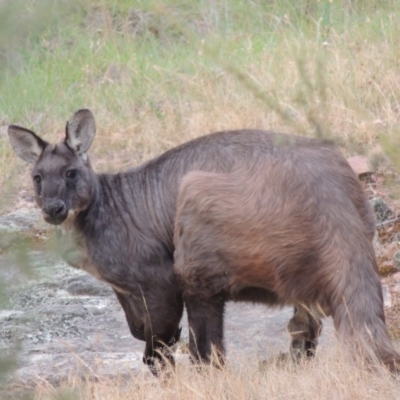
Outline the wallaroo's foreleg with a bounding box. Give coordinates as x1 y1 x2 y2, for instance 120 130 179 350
287 305 322 360
133 288 183 376
331 255 400 372
115 290 182 345
184 294 225 367
114 290 146 341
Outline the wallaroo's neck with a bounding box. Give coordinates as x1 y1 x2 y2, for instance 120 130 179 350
72 168 104 231
73 162 176 251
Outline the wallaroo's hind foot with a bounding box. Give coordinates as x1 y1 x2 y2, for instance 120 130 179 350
382 354 400 373
188 333 226 368
261 352 292 369
189 347 226 373
359 338 400 373
287 306 322 361
184 294 226 366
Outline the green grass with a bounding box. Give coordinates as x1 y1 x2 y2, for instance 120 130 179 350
1 0 398 123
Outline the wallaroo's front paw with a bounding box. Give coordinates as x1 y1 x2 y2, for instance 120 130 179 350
143 352 175 377
143 356 163 377
383 355 400 374
290 339 317 362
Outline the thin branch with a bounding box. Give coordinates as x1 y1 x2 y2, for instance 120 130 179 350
376 217 400 229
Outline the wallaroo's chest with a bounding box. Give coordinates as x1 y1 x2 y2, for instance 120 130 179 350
56 216 175 294
55 224 103 281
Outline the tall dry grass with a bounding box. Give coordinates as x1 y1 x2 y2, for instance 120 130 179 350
19 345 400 400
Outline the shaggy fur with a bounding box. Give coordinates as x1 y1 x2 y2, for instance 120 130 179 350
8 109 400 374
174 160 398 369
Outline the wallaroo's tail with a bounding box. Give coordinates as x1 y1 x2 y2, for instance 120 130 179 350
331 251 400 372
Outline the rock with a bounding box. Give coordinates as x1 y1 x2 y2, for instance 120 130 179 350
382 284 392 308
0 208 44 251
369 197 395 223
35 304 87 318
0 208 42 232
347 155 372 177
393 251 400 271
63 275 113 297
10 351 144 387
0 310 24 321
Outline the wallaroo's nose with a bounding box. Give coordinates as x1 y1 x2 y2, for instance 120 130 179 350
42 199 67 224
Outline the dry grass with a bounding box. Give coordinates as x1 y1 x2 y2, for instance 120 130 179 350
7 345 400 400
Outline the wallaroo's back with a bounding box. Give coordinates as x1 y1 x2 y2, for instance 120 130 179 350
8 109 400 375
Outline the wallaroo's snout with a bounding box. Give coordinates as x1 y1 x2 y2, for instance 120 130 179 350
42 199 68 225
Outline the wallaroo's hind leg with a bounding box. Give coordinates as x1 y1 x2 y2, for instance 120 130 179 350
184 294 225 367
287 305 322 361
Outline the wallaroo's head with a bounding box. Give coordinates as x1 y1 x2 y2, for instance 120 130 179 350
8 109 97 225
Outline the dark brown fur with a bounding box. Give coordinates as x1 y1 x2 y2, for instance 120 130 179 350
174 157 399 370
8 109 400 374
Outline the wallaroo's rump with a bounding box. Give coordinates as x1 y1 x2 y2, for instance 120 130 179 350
8 109 400 374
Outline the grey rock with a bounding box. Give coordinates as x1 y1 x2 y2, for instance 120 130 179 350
0 310 24 321
35 304 87 318
382 284 392 308
370 197 395 223
63 275 113 297
0 208 44 251
0 208 42 232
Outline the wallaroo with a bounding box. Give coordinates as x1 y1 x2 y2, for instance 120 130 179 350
8 109 400 374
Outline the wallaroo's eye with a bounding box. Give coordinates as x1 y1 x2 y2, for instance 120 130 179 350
33 175 41 184
66 170 77 179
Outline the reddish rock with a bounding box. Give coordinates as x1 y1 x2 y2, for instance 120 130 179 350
347 155 372 177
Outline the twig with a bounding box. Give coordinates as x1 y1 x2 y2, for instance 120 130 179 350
376 217 400 229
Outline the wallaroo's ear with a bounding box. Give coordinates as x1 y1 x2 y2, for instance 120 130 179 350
8 125 48 163
65 109 96 156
